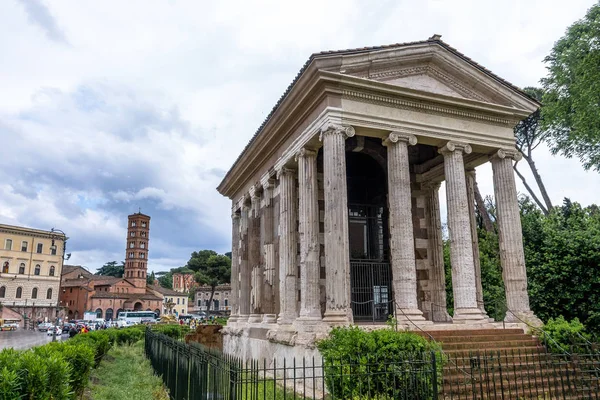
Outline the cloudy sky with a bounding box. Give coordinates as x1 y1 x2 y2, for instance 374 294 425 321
1 0 598 274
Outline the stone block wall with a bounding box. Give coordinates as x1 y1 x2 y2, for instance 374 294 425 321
411 182 433 320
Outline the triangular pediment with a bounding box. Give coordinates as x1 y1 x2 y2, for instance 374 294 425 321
331 43 534 109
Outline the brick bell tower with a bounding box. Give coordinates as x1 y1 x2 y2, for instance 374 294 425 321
124 212 150 291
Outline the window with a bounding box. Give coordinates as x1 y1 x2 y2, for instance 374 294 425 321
2 262 8 273
16 287 22 298
130 232 135 237
21 241 28 252
128 252 134 258
140 253 145 259
31 287 38 299
18 263 25 274
69 288 73 293
131 221 136 227
34 265 40 275
197 300 201 307
140 242 145 249
141 232 146 237
182 298 185 305
0 286 5 298
224 299 228 306
4 239 12 250
46 288 52 299
142 222 147 228
129 242 134 248
51 246 56 255
213 300 219 309
49 265 55 276
177 298 180 304
36 243 43 253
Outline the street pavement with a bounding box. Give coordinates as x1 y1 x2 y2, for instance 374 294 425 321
0 329 68 350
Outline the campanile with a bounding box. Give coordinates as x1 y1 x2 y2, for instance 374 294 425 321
124 212 150 291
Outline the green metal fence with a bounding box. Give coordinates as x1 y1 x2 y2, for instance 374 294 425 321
145 328 600 400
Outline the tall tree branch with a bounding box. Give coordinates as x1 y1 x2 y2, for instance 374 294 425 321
513 162 549 215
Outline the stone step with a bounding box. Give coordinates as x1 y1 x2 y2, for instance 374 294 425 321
431 333 530 343
442 339 540 351
420 328 525 337
443 345 545 355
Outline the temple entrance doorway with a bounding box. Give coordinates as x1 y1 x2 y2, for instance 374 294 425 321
346 151 392 323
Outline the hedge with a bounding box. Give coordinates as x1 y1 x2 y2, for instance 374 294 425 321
0 326 145 399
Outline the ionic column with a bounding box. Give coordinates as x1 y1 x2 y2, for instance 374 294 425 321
296 148 322 323
439 142 486 323
465 169 487 315
491 150 541 325
261 179 278 324
229 211 241 323
277 166 298 325
383 132 425 321
238 203 251 322
424 182 452 322
248 190 263 323
320 124 353 325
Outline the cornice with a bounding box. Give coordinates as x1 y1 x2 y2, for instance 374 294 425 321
0 226 66 241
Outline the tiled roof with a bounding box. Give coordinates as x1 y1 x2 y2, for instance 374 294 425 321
218 36 538 192
153 286 186 297
195 284 231 292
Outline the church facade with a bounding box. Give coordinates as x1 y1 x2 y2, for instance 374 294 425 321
217 36 541 360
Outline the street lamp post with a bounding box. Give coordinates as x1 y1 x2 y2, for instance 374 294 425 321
50 228 68 342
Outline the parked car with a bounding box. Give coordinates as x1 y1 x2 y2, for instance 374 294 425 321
46 326 61 336
62 323 75 333
37 323 53 332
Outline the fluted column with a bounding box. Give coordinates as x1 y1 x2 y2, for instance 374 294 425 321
261 179 277 323
320 124 353 325
491 149 541 325
296 148 322 323
424 182 452 322
439 142 486 323
466 170 487 314
229 211 241 323
238 203 251 322
277 166 298 325
383 132 425 321
248 190 263 323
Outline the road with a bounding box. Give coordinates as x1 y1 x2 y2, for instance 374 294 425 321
0 329 68 350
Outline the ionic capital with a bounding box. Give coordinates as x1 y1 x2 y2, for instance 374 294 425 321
491 148 522 162
438 141 472 156
382 131 418 147
249 184 262 201
232 211 241 220
422 181 442 192
295 147 318 162
275 166 296 180
318 124 355 141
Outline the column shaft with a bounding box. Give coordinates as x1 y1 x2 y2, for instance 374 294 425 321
491 150 540 325
261 180 277 323
321 125 353 325
466 170 486 314
229 212 241 322
384 132 424 321
424 183 452 322
277 167 298 324
440 142 486 322
248 193 263 322
238 204 251 321
297 148 322 321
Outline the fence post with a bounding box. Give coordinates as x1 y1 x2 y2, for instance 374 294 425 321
431 351 438 400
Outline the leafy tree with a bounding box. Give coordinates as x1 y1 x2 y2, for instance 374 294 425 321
224 251 232 259
514 87 553 214
186 252 231 311
146 271 155 285
525 199 600 332
95 261 124 277
156 271 173 289
541 4 600 171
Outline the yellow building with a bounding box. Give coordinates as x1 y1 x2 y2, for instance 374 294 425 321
0 224 67 325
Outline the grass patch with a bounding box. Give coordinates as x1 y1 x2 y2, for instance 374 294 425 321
86 341 169 400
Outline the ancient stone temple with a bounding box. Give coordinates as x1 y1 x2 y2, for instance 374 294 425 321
217 35 541 360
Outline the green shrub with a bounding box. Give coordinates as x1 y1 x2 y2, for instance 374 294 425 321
0 367 20 400
316 326 442 399
542 316 591 353
152 324 188 339
59 342 95 397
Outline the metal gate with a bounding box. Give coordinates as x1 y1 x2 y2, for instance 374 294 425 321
350 261 392 322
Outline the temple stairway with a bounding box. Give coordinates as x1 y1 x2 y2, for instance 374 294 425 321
418 328 600 399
